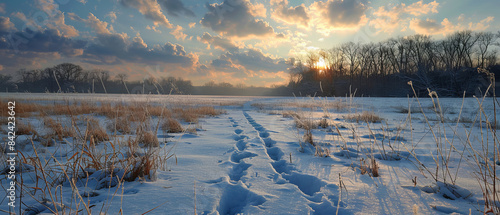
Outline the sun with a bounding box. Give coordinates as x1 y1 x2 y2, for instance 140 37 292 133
315 57 327 72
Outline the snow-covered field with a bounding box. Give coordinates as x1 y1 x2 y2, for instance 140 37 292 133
1 93 499 214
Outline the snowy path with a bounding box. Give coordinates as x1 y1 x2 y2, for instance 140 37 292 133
175 110 348 214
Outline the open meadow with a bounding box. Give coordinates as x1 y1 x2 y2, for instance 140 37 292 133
0 92 498 214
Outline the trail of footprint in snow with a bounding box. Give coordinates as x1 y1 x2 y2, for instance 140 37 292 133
205 116 266 215
243 111 350 214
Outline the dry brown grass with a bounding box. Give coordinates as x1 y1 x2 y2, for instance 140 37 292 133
10 100 187 214
137 131 159 147
345 111 383 123
287 112 317 147
360 159 368 175
359 158 379 177
135 121 160 147
40 137 56 147
251 103 267 109
294 117 316 130
280 102 322 109
161 118 183 133
107 117 133 134
0 100 39 117
318 118 329 128
84 117 109 145
145 105 172 118
185 127 198 134
303 131 314 146
173 106 225 123
282 110 301 119
330 99 350 112
371 158 379 177
258 99 352 112
16 102 40 117
179 111 199 123
38 102 172 120
43 117 75 141
125 138 172 181
16 121 38 136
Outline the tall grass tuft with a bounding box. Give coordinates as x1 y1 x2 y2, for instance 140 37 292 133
84 117 109 145
16 121 38 136
344 111 383 123
43 117 75 141
162 118 183 133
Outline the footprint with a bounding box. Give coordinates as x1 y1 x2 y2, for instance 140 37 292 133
254 125 264 131
236 140 247 151
263 138 276 147
282 172 326 196
271 160 290 174
234 129 244 134
266 147 284 161
259 132 270 138
309 198 349 215
123 189 139 195
431 205 463 214
233 134 247 141
229 162 252 181
231 151 258 163
216 181 266 215
203 177 224 184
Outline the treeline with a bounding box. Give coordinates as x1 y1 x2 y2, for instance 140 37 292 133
288 30 500 97
193 81 287 96
0 63 288 96
1 63 194 94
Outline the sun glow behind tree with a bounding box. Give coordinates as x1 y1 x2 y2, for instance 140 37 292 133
314 57 329 73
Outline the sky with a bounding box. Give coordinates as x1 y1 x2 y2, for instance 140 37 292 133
0 0 498 87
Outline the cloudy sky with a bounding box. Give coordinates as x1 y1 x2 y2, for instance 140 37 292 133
0 0 498 86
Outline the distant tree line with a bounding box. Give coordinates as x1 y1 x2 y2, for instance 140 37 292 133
193 81 286 96
1 63 194 94
287 30 500 97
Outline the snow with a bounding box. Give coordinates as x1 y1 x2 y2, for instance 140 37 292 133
0 93 498 214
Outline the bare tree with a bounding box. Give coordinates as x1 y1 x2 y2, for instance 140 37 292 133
475 32 497 68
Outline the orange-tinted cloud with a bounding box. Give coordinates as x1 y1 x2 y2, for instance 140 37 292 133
68 12 113 35
270 0 310 29
198 33 240 52
120 0 173 28
409 16 494 35
370 1 439 33
170 25 190 41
